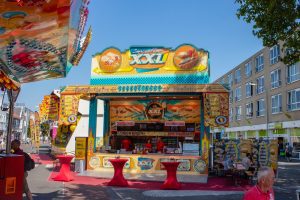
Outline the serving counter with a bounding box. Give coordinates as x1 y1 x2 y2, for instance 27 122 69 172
86 153 208 176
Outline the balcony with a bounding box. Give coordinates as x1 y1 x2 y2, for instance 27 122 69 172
235 115 241 121
235 96 241 102
256 87 265 94
256 110 265 117
245 71 252 78
235 78 241 84
271 80 282 89
287 74 300 84
272 106 282 114
246 112 253 118
255 65 264 72
288 103 300 111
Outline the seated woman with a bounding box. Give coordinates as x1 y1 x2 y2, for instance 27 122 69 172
242 153 255 172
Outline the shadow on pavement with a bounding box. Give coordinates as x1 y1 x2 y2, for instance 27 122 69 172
30 184 111 200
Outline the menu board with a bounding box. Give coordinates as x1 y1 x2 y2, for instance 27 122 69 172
75 137 87 160
58 95 81 125
204 93 229 127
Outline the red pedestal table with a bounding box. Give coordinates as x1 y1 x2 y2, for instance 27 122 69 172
53 155 74 182
161 161 181 190
107 158 129 187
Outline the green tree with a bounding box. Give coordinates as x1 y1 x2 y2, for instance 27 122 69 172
236 0 300 65
40 122 50 137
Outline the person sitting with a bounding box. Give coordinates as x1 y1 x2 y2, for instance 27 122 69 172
224 155 235 171
242 153 253 171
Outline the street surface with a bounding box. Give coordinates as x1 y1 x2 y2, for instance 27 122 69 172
22 144 300 200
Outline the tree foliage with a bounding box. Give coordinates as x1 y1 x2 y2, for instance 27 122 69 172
40 122 50 137
236 0 300 65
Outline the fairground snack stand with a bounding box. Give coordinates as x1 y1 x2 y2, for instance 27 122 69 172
61 44 229 182
0 1 91 199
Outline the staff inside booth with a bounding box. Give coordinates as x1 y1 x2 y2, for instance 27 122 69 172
107 122 201 155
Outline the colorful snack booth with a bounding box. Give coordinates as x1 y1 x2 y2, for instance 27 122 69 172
61 44 229 182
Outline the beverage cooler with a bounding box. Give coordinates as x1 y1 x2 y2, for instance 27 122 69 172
0 154 24 200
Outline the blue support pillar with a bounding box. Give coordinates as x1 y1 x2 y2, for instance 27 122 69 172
199 93 205 155
103 99 110 145
88 97 98 150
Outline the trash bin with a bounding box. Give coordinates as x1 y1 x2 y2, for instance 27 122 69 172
296 189 300 200
75 159 85 173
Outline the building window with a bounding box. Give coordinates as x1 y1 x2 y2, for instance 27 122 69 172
246 102 253 118
257 98 265 116
235 68 241 84
270 45 280 65
235 87 242 101
236 106 242 120
271 94 282 114
256 54 264 72
256 76 265 94
229 90 233 104
270 69 281 89
228 73 233 87
229 107 233 122
287 62 300 84
245 82 254 98
245 62 252 77
288 88 300 111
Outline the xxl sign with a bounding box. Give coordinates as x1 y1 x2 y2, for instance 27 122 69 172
129 47 169 69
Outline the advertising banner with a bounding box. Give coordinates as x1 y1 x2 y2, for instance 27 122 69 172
48 95 60 121
203 93 229 127
213 139 278 170
91 44 210 85
34 112 40 145
39 94 60 122
58 95 80 125
110 99 200 123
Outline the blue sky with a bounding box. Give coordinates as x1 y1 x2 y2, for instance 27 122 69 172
18 0 263 110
